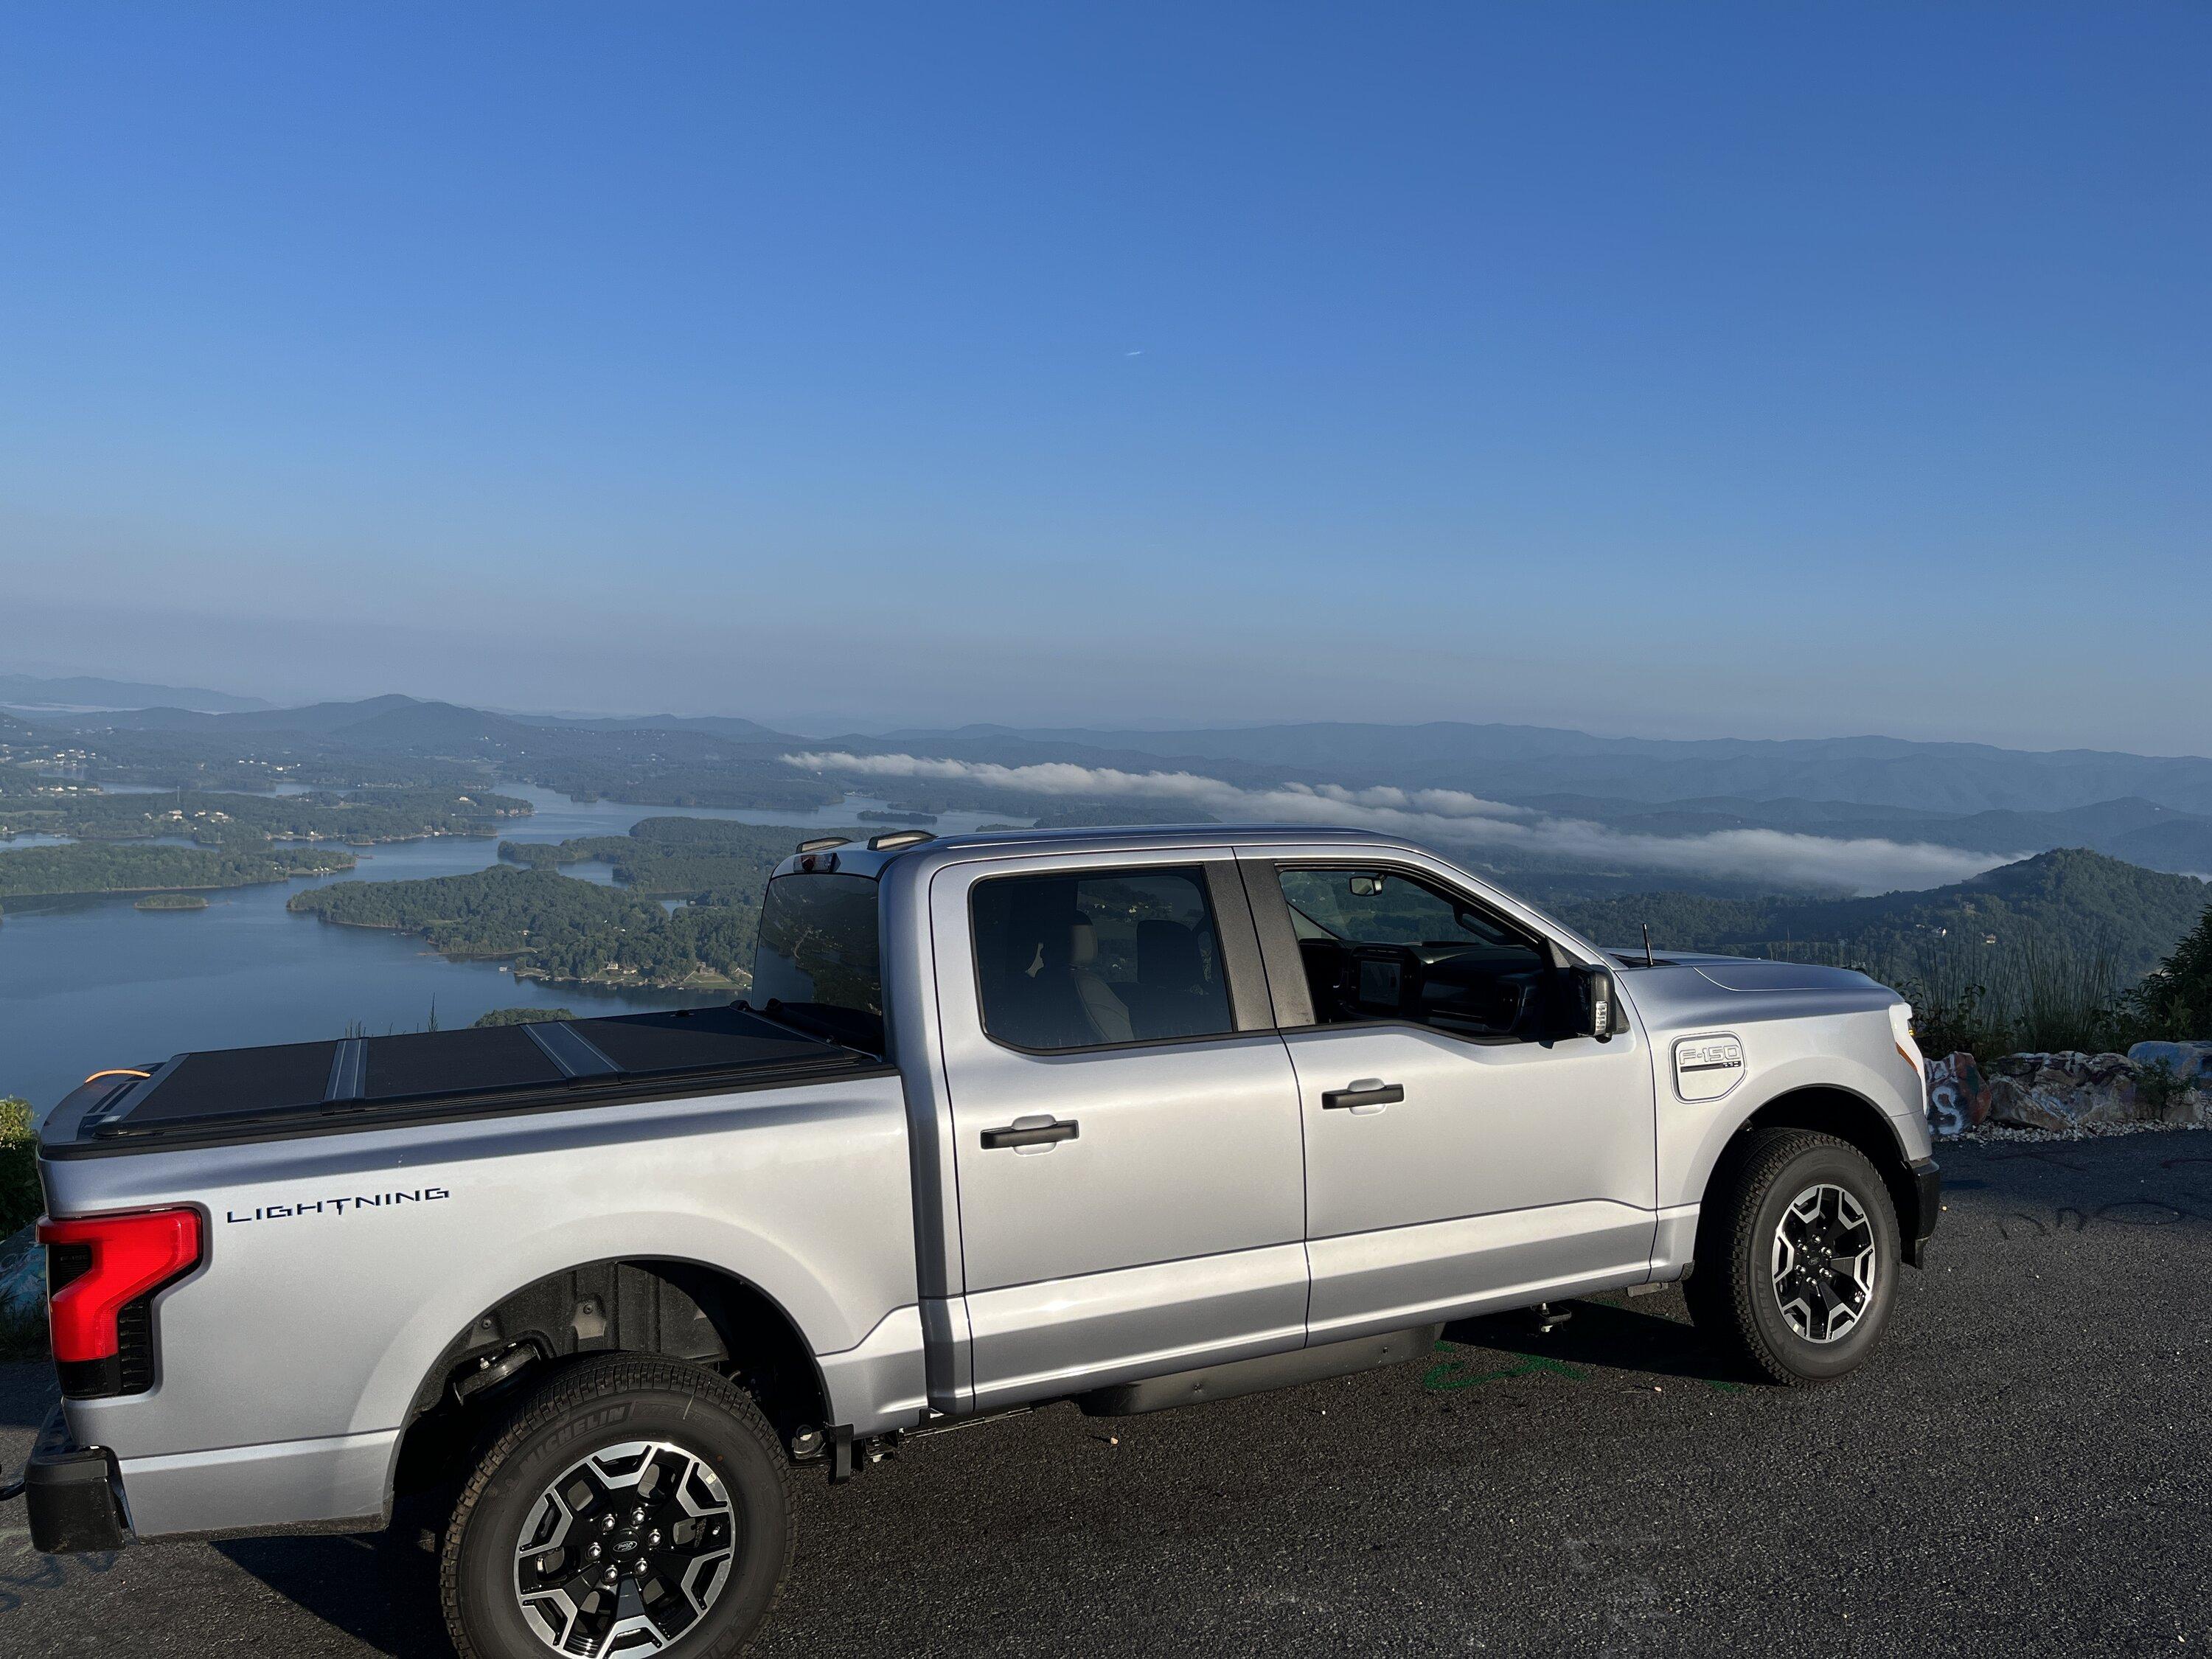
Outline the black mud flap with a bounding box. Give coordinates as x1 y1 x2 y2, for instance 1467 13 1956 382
24 1405 130 1554
1905 1156 1942 1268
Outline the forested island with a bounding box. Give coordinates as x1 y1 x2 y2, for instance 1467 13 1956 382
0 843 356 900
0 783 530 848
133 892 209 911
291 866 757 990
0 780 522 899
497 816 805 900
291 816 857 991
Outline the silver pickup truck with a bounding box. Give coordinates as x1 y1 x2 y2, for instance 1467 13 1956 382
7 825 1938 1658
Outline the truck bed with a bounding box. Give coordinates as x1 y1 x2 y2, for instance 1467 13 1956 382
38 1004 880 1158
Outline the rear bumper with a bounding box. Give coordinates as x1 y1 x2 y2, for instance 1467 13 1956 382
12 1407 397 1548
21 1404 131 1554
1903 1155 1942 1268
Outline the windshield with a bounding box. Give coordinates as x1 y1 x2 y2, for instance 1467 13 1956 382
751 872 885 1053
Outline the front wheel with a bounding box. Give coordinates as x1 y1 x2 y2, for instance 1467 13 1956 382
1687 1128 1902 1385
440 1354 794 1659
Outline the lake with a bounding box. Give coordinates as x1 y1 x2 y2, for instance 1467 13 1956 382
0 785 1015 1114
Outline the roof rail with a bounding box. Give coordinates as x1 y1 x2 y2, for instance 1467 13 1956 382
796 835 852 853
866 829 935 852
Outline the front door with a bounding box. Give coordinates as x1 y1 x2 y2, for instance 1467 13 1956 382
1248 852 1658 1342
931 849 1307 1411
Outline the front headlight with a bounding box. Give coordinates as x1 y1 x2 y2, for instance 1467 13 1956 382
1888 1001 1924 1074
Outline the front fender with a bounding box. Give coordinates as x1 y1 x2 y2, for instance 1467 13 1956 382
1658 1026 1926 1214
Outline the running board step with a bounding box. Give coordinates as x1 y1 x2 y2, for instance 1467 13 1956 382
1074 1324 1442 1418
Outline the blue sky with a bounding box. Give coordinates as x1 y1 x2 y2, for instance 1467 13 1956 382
2 3 2205 749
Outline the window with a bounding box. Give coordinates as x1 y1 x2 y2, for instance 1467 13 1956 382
753 872 885 1051
1276 866 1553 1040
972 866 1234 1051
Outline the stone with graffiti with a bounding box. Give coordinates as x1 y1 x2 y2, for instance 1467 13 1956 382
1921 1040 2212 1138
1925 1051 1990 1136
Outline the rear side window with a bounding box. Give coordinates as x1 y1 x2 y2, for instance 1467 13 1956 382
753 873 884 1052
971 866 1234 1051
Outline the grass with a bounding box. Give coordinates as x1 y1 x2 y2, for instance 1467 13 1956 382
1891 940 2129 1058
1 1096 38 1237
1759 939 2140 1058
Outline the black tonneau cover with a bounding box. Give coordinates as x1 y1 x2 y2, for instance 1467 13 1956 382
53 1005 875 1153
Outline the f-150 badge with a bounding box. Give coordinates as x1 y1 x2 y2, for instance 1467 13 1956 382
1673 1034 1745 1102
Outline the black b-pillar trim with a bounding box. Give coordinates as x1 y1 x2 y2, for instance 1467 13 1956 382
1234 855 1316 1029
1203 860 1276 1034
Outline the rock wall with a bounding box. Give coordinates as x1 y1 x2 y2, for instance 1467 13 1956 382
1926 1041 2212 1137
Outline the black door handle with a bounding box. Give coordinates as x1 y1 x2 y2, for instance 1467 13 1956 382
981 1119 1079 1150
1322 1083 1404 1110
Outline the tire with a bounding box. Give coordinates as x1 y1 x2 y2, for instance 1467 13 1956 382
440 1354 793 1659
1686 1129 1902 1385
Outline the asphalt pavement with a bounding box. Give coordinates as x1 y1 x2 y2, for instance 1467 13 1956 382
5 1130 2210 1656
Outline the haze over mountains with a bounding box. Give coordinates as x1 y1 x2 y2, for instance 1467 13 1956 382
885 721 2212 818
0 671 272 715
9 676 2212 888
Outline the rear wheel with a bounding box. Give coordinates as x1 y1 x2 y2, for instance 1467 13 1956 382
1687 1128 1902 1385
440 1355 793 1659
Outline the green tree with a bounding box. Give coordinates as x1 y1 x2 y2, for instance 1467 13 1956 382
2124 899 2212 1040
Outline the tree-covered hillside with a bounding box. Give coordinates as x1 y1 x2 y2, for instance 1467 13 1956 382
1554 849 2209 981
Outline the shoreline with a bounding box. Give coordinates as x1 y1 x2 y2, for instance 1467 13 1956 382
298 913 742 994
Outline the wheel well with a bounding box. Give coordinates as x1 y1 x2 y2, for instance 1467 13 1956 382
392 1259 827 1498
1724 1086 1917 1234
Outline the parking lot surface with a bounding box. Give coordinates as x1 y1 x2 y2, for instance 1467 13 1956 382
5 1131 2210 1656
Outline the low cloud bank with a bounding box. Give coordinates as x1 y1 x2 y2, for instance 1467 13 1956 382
782 752 2025 896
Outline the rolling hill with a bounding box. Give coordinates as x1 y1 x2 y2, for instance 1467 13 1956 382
1553 849 2211 980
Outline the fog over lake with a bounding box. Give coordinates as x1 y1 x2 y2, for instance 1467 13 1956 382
0 785 1004 1113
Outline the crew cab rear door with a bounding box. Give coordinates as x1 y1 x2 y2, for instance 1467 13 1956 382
1239 846 1658 1342
929 846 1306 1411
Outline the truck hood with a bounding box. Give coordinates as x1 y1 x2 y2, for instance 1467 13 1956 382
1610 950 1886 997
1688 959 1882 995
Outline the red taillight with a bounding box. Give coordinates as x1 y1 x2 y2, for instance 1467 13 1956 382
38 1208 202 1366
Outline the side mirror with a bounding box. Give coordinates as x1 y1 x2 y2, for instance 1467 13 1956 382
1348 874 1382 897
1567 964 1618 1042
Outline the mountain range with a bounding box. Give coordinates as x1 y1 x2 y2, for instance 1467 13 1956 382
0 672 273 715
11 692 2212 880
